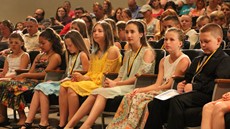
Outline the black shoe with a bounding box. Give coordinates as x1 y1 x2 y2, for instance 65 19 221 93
20 122 32 129
55 125 64 129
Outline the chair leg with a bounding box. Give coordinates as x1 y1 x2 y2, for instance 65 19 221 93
13 109 17 121
101 114 105 129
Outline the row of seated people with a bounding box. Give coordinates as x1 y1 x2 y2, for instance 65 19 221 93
25 24 230 129
59 23 229 129
0 20 229 129
0 19 174 128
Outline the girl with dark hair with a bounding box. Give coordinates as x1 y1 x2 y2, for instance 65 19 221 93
53 6 72 26
0 20 14 43
64 19 156 129
103 0 115 18
0 28 63 127
149 0 164 18
112 7 123 22
57 21 121 129
121 8 132 22
15 22 25 32
164 1 178 14
21 30 90 129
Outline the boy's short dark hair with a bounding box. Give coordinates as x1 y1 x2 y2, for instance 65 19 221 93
162 15 180 25
200 23 223 39
116 21 126 30
75 7 85 13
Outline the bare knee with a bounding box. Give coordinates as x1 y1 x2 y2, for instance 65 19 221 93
213 102 228 117
97 94 107 102
203 102 214 114
67 88 77 97
59 86 67 95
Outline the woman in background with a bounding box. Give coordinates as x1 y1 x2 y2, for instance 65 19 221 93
53 6 72 26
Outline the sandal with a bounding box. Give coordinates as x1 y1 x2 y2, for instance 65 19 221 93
55 125 64 129
0 118 9 127
20 123 32 129
38 124 49 129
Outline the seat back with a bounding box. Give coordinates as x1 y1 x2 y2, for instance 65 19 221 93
120 49 126 63
44 70 65 81
148 40 160 49
154 49 166 74
51 25 64 34
60 50 67 70
224 49 230 56
120 41 127 49
28 51 40 65
212 79 230 101
182 49 203 62
0 42 9 51
183 40 190 49
134 74 158 88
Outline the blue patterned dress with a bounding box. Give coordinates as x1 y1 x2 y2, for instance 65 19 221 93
34 53 83 96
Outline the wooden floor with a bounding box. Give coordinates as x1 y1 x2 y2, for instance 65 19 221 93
1 107 113 129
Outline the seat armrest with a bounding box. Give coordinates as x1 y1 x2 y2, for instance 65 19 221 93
104 72 118 79
215 79 230 83
134 74 157 88
45 70 65 73
212 79 230 101
172 75 185 82
44 70 66 81
172 76 185 89
15 69 29 75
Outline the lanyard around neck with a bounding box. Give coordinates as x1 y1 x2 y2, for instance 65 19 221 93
69 53 79 75
127 45 142 77
195 50 216 73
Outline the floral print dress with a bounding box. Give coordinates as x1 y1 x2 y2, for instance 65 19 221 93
0 53 50 110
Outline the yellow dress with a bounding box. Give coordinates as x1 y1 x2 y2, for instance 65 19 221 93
61 47 121 96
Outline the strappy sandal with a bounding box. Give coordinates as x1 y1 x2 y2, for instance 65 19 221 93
38 124 49 129
20 123 32 129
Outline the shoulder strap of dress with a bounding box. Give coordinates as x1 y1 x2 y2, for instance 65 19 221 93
19 52 27 58
47 52 56 59
174 54 189 64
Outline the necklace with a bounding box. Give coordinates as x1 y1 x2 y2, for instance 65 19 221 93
127 45 142 77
